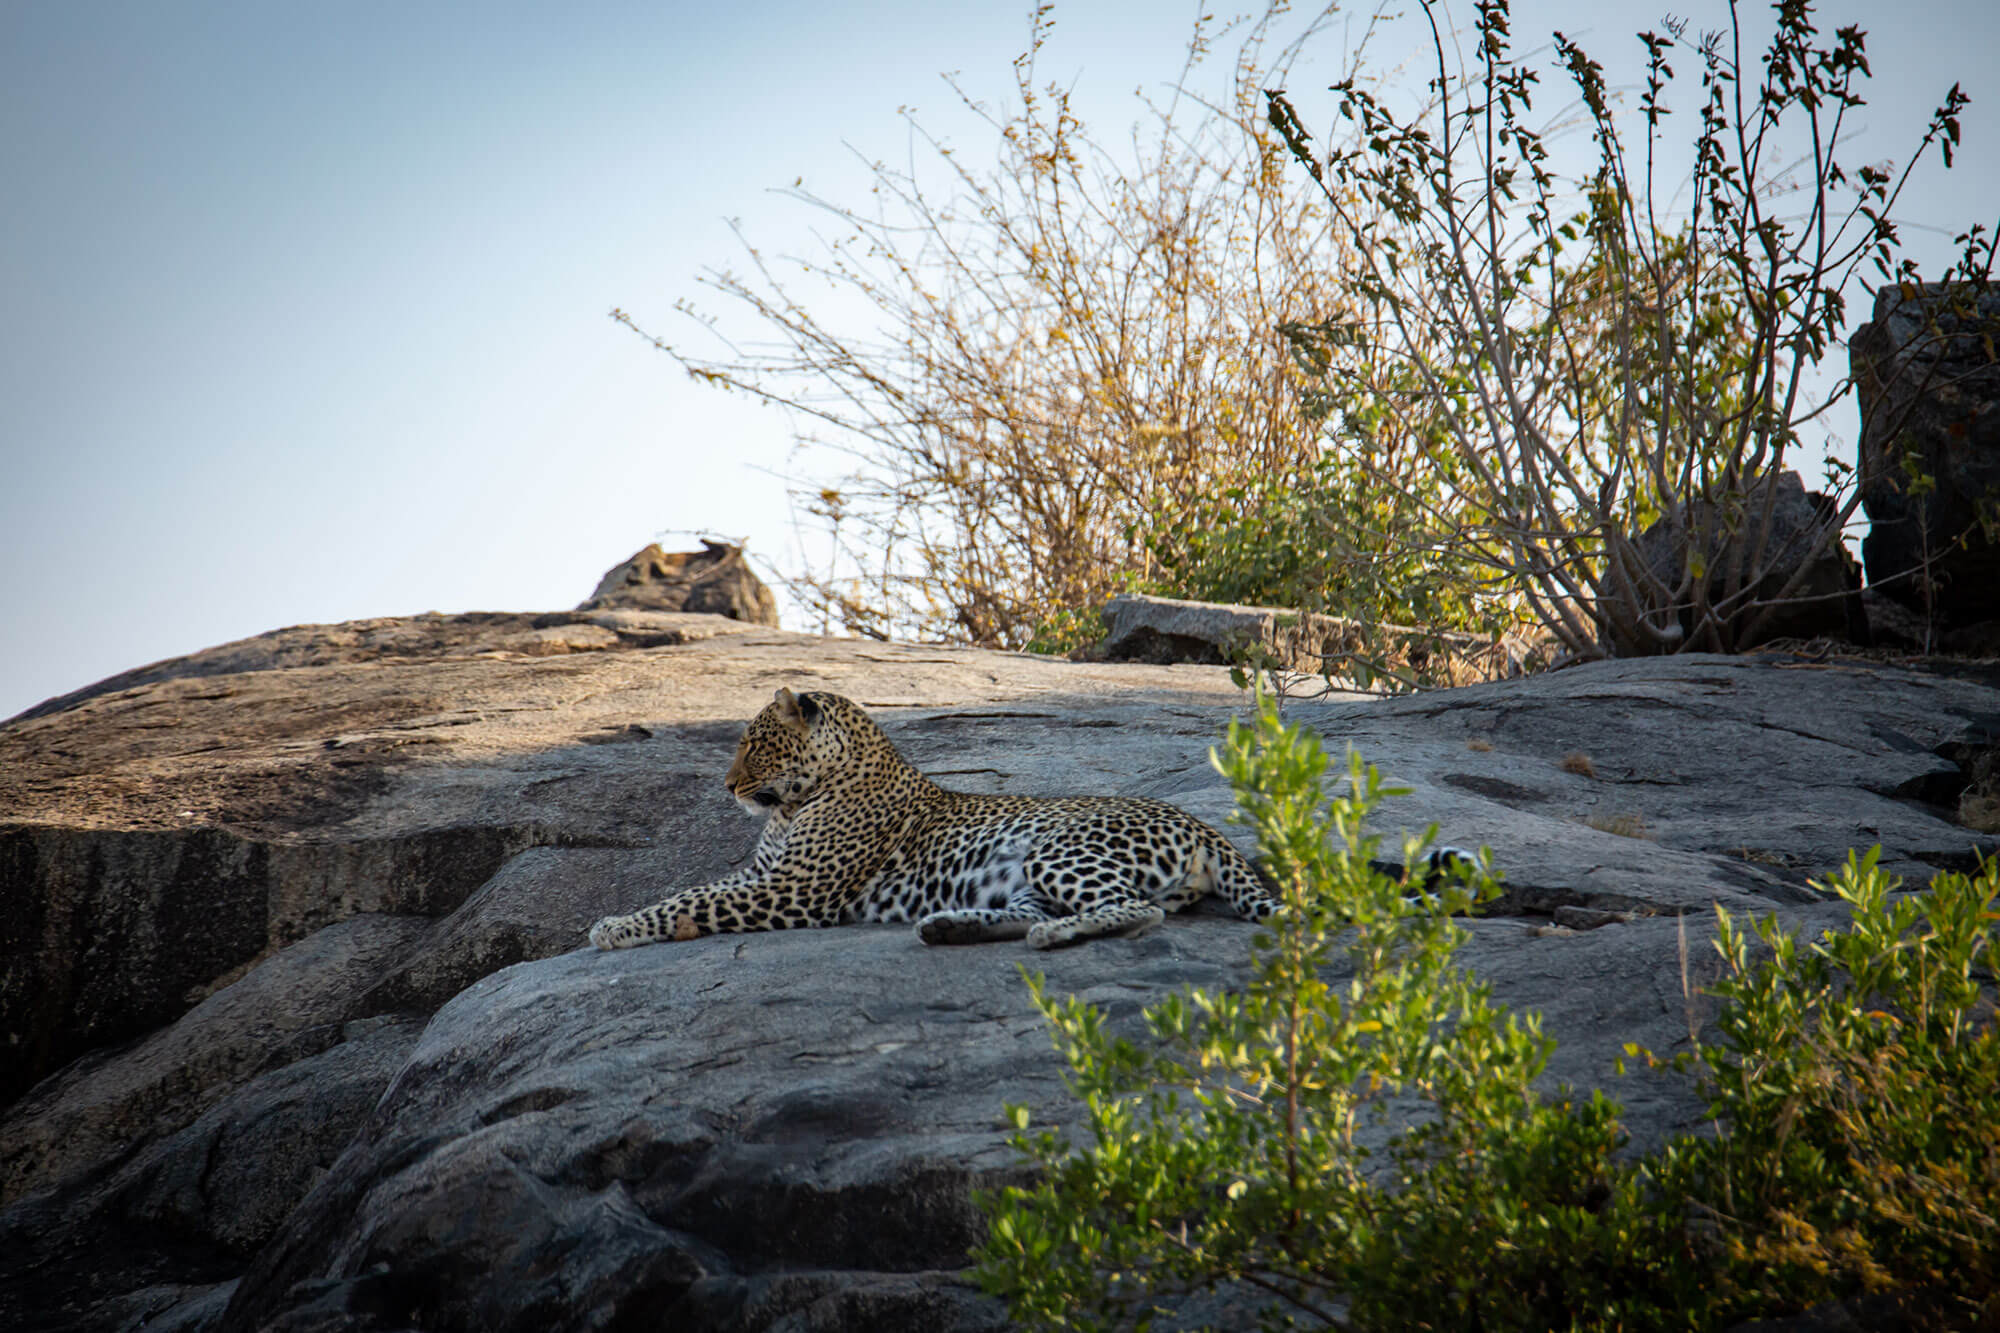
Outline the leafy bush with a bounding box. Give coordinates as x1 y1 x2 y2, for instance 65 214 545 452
1139 448 1491 637
976 695 1695 1329
1648 848 2000 1321
637 0 1988 664
977 698 2000 1330
1265 0 1988 656
629 7 1383 646
1023 604 1118 659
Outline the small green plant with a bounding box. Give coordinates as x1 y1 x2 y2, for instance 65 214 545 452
1643 849 2000 1322
977 699 2000 1329
1023 605 1107 658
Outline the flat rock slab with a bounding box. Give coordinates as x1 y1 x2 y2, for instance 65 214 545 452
0 616 1249 835
1271 655 1998 918
1 611 1996 1332
1 619 1252 1106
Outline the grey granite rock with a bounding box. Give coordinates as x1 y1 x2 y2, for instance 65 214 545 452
1 913 430 1205
0 621 1234 1105
1853 281 2000 632
215 910 1755 1333
0 1017 419 1332
1623 470 1866 650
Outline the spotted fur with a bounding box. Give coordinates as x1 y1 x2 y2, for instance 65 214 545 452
586 687 1281 951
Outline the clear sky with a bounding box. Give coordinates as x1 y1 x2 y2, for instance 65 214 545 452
4 0 1995 720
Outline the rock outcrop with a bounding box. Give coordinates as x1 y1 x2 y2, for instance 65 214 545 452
0 608 761 1107
3 612 1996 1331
6 607 754 724
1625 469 1867 650
1853 281 2000 645
579 540 781 627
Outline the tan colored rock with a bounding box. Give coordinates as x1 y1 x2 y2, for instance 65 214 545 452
579 540 780 627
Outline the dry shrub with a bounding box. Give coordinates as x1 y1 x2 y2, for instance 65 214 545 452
1583 812 1652 839
1961 791 2000 834
623 5 1515 663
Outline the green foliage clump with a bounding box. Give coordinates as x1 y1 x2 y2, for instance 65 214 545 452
976 696 1693 1329
1651 849 2000 1319
1023 605 1115 658
976 698 2000 1330
1139 451 1488 639
1135 436 1517 690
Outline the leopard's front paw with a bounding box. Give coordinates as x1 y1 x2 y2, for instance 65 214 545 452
590 910 702 950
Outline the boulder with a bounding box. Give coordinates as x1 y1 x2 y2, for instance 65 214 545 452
0 822 528 1112
0 912 430 1205
213 910 1798 1333
579 540 780 627
0 622 1246 1120
1619 470 1865 652
3 613 1998 1331
0 1016 421 1331
1852 281 2000 635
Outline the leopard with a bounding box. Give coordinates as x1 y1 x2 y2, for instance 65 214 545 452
586 686 1282 951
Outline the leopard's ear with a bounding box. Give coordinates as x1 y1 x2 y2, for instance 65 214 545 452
772 687 817 734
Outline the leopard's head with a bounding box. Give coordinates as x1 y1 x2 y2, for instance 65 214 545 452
724 687 831 816
725 687 901 816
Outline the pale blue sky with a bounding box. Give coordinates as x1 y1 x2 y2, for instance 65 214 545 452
3 0 1994 720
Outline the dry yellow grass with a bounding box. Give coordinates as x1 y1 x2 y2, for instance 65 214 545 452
1583 813 1653 840
1732 847 1790 867
1560 751 1597 778
1961 791 2000 834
